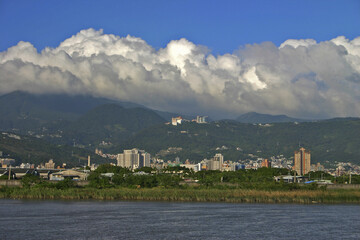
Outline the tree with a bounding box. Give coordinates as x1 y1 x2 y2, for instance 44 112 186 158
21 174 41 188
55 178 76 189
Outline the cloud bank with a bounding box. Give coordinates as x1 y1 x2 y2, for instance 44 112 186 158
1 29 360 119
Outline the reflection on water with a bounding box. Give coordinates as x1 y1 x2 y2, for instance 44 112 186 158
0 200 359 239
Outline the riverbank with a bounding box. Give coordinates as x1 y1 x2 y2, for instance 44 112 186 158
1 187 359 204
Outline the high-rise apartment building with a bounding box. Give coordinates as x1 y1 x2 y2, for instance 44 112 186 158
294 147 311 175
117 148 150 170
261 159 271 168
214 153 224 171
207 159 220 170
206 153 224 171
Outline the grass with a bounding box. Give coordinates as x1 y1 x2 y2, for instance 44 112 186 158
0 186 359 204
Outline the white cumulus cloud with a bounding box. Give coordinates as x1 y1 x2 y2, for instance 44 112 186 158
1 28 360 119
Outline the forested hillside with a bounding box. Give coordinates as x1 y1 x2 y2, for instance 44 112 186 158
115 119 360 165
0 132 109 167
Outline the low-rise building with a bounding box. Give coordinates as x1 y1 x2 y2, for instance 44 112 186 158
49 169 88 181
44 159 55 169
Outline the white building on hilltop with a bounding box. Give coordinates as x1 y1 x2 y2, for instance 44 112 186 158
196 116 207 123
171 116 183 126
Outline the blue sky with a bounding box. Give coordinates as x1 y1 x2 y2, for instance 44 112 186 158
1 0 359 54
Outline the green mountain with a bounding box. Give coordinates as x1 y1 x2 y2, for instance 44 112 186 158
0 91 149 133
0 91 75 132
236 112 309 123
0 91 191 150
2 91 359 167
0 91 190 134
0 132 109 167
114 118 360 166
60 104 166 147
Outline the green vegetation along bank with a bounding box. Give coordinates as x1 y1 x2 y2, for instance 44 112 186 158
1 186 360 204
0 165 359 204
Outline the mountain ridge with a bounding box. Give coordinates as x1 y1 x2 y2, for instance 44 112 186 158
0 91 192 132
1 91 360 166
236 112 313 123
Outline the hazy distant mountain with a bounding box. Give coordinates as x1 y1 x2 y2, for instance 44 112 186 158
0 91 144 131
61 104 166 146
0 90 144 115
0 91 192 132
235 112 308 124
0 91 199 149
0 91 74 132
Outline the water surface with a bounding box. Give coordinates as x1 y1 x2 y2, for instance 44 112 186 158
0 200 359 239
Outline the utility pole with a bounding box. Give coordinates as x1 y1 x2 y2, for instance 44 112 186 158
8 165 11 180
349 173 352 184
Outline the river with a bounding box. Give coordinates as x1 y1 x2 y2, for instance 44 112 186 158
0 199 359 239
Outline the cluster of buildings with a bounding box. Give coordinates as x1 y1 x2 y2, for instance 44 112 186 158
169 116 207 126
0 157 15 168
115 149 230 172
335 162 360 176
0 158 65 170
0 155 95 172
178 153 227 172
39 159 56 169
95 148 117 159
112 147 351 177
148 147 357 177
236 156 292 170
2 143 360 181
0 157 93 181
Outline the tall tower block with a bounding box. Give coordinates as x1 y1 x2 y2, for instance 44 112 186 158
294 147 311 175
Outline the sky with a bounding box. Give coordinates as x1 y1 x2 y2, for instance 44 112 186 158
0 0 360 119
